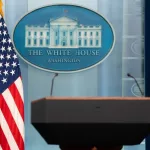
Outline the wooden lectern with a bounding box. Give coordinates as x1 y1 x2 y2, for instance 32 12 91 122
31 97 150 150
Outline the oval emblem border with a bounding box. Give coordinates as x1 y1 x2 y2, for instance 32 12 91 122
12 4 116 73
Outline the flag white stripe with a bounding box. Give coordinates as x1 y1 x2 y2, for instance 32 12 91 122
0 145 2 150
2 89 24 141
0 110 19 150
14 77 24 102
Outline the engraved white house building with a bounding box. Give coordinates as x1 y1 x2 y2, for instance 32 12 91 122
25 16 102 48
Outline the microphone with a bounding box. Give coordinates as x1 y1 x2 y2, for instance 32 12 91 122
127 73 144 96
50 73 58 96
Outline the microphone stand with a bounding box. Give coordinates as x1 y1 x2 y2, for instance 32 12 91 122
127 73 144 96
50 73 58 96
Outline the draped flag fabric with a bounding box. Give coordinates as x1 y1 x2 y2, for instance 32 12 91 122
0 15 24 150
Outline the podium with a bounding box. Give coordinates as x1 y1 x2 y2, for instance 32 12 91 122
31 97 150 147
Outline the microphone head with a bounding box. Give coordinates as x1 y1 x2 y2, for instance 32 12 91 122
55 73 59 76
127 73 131 77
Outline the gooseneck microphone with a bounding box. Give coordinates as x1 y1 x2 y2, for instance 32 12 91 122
50 73 59 96
127 73 144 96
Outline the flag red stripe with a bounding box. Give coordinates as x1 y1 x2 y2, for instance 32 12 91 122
0 94 24 150
0 127 11 150
9 83 24 121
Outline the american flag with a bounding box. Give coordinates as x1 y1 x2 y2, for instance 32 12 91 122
0 15 24 150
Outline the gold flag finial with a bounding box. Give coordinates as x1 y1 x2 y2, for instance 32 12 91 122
0 0 4 17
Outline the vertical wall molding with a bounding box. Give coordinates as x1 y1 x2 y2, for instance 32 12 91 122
122 0 144 97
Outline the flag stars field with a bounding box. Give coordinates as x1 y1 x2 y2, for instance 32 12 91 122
2 38 6 44
10 70 15 76
6 54 11 59
13 54 17 59
8 38 11 44
0 62 2 67
1 77 7 83
0 54 4 59
4 62 9 68
8 46 12 51
1 46 5 52
3 30 7 36
12 62 17 68
3 70 8 76
0 22 2 27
